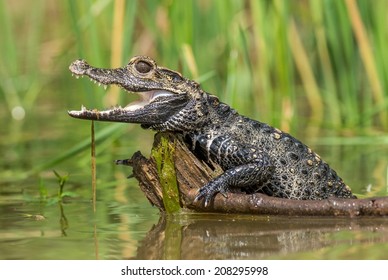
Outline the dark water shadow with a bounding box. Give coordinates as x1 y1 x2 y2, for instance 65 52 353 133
133 213 388 260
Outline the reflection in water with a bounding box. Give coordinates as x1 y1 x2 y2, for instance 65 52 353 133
133 213 388 259
1 185 388 259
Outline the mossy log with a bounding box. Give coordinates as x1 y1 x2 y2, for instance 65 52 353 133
124 132 388 216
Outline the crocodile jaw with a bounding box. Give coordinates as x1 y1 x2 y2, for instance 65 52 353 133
67 86 177 121
68 59 178 120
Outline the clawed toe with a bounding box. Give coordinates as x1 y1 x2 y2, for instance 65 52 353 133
194 184 228 207
194 188 214 207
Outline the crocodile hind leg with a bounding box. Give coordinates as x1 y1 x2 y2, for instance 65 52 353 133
194 161 273 207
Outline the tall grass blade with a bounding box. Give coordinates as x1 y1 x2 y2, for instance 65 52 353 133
288 20 323 128
345 0 386 128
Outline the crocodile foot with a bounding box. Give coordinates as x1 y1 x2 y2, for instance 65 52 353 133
194 182 229 207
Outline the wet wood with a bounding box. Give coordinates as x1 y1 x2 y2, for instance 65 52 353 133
128 132 388 216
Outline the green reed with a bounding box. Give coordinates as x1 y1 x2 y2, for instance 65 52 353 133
0 0 45 114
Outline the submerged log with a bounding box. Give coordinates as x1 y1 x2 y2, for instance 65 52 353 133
125 132 388 216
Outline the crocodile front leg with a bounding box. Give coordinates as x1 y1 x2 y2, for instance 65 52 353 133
194 159 273 207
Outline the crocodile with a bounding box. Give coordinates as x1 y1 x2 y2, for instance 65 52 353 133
68 55 356 206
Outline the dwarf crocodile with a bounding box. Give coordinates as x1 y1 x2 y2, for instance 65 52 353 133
68 55 356 206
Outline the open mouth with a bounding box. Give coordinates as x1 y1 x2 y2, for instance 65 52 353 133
122 89 175 111
68 59 176 114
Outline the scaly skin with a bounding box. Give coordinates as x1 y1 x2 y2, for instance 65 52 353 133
69 56 356 206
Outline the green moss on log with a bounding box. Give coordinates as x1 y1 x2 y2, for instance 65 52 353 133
151 134 181 213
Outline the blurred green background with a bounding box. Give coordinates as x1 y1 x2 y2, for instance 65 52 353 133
1 0 388 260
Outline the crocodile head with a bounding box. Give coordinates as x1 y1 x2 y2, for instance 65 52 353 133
68 56 203 127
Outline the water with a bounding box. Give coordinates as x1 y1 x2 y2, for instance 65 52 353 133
1 103 388 260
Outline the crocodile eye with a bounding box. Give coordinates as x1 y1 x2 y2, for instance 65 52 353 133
135 60 153 74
